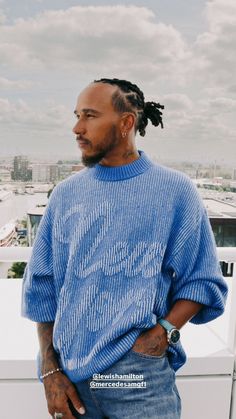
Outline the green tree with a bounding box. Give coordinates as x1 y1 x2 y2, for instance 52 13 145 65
7 262 27 279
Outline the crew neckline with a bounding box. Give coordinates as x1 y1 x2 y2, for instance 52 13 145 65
89 150 154 181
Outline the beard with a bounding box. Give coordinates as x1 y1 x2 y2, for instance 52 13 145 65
81 125 120 168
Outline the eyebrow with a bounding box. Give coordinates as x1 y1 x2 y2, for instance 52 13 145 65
74 108 103 116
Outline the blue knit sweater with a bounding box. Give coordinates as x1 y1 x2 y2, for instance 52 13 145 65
21 150 227 382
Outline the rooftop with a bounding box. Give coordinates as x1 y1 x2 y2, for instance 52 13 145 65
203 198 236 219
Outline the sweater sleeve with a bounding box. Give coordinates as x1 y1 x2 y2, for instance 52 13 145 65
165 180 228 324
21 189 57 322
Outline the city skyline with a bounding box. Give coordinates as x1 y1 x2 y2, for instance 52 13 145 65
0 0 235 164
1 152 236 169
1 154 236 183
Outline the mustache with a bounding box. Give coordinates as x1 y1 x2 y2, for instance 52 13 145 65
76 135 91 143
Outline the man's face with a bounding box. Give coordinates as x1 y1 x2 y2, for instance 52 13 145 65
73 83 122 167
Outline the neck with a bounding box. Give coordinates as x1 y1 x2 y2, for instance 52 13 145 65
99 146 140 167
89 150 154 182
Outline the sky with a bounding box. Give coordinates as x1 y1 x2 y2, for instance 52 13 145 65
0 0 235 165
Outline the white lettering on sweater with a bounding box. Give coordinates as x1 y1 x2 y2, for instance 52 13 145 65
54 201 166 279
76 240 165 278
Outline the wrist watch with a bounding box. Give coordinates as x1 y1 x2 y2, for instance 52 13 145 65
158 319 180 345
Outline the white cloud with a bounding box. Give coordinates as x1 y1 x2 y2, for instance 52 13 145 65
0 8 6 24
140 88 236 165
0 76 33 89
205 0 236 32
162 94 193 110
0 5 189 84
193 0 236 88
209 97 236 112
0 96 79 158
0 97 72 130
0 3 234 164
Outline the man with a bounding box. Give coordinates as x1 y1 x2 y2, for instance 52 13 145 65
21 78 228 419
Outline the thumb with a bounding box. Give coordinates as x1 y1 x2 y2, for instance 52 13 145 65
67 387 86 415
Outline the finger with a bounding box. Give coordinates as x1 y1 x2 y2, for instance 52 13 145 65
66 386 86 415
52 403 75 419
48 396 74 419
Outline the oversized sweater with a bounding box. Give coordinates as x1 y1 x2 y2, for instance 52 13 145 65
21 150 228 383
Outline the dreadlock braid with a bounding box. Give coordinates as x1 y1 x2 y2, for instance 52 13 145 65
94 78 164 137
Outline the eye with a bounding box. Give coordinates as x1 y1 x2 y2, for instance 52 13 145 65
86 113 95 118
74 112 80 119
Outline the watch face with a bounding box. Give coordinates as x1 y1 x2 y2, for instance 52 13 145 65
169 329 180 344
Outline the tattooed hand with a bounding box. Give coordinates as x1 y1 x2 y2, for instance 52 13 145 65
43 371 85 418
132 324 168 357
37 322 85 418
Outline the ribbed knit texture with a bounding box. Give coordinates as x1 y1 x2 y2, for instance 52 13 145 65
21 150 228 383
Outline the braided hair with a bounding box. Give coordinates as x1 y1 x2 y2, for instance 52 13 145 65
94 78 164 136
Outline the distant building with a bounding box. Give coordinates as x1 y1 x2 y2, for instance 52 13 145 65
57 164 72 180
32 164 59 182
0 221 16 247
72 164 84 174
0 167 11 182
27 206 46 246
12 155 32 181
27 196 236 248
203 198 236 247
230 182 236 192
56 159 84 180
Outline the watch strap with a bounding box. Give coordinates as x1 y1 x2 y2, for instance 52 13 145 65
158 319 176 332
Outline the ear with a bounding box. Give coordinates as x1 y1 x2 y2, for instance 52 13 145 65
120 113 136 132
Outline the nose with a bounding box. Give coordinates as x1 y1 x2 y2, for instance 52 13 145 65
73 119 86 135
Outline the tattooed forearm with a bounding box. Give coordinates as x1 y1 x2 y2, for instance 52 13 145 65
37 322 86 416
37 322 59 373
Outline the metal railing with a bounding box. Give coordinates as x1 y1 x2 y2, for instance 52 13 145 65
0 245 235 263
